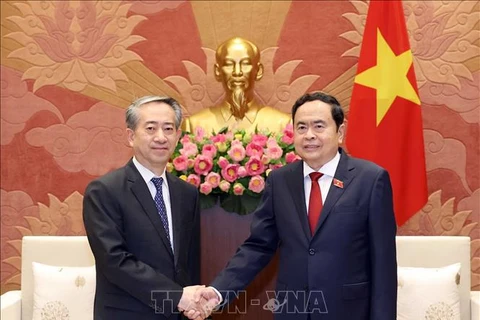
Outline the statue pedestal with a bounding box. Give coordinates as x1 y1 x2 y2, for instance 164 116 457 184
200 205 278 320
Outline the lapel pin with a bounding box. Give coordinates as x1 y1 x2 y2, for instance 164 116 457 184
333 179 344 189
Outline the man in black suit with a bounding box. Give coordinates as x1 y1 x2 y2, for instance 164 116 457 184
195 92 397 320
83 96 203 320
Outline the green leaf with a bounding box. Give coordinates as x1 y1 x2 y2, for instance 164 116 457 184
218 126 229 134
219 194 261 215
199 194 217 210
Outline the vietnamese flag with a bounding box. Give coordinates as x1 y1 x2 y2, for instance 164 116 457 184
346 0 427 226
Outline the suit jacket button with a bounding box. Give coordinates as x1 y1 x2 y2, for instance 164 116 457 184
309 249 315 255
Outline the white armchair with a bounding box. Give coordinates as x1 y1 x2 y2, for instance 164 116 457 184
1 235 478 320
396 236 478 320
0 236 94 320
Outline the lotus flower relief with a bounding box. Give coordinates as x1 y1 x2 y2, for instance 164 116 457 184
1 190 85 290
397 190 477 236
5 1 146 92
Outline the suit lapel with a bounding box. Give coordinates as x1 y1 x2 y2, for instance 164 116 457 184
127 161 174 259
167 172 186 267
286 161 311 241
314 150 356 235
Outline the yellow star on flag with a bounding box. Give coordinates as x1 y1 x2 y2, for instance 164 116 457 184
354 29 420 126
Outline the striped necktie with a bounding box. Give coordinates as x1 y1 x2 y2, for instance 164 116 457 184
151 177 171 244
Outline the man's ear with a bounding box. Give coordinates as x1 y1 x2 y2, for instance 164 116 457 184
175 128 182 143
214 63 221 80
256 63 264 81
126 128 135 147
338 123 346 145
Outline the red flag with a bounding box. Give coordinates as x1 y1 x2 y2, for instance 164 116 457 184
345 0 427 226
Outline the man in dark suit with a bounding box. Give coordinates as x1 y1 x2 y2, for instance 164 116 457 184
83 96 203 320
195 92 397 320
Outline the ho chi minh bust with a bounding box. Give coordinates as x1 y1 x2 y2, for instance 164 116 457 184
181 37 291 135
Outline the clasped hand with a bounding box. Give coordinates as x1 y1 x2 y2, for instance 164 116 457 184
178 286 220 319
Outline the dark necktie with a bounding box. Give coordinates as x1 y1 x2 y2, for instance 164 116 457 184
308 172 323 235
151 177 171 244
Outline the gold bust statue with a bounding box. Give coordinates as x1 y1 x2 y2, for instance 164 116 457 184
182 37 291 135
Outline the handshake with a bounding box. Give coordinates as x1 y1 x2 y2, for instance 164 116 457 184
177 285 221 319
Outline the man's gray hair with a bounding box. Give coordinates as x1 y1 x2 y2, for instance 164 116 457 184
126 95 183 130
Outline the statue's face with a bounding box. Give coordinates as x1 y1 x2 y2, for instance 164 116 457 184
216 41 260 95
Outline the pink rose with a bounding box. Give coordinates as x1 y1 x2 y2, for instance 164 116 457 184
194 155 213 176
248 175 265 193
232 182 245 195
187 158 195 169
265 145 283 160
219 180 231 192
267 137 279 148
231 139 242 146
246 142 264 158
281 124 294 144
251 134 268 147
269 163 283 170
245 156 265 176
205 172 221 188
202 144 217 158
180 142 198 157
228 144 246 162
237 166 247 178
285 151 299 164
172 155 188 171
225 131 234 140
221 164 239 182
199 182 212 195
217 156 229 169
261 154 271 165
211 134 226 143
180 134 191 144
194 126 205 142
186 174 201 187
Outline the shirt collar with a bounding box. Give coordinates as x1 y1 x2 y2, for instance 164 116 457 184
303 151 341 179
220 101 261 123
132 157 168 187
220 103 233 122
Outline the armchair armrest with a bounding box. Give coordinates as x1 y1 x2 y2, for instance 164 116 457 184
472 291 480 320
1 290 21 320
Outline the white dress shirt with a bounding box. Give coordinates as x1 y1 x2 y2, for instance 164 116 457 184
303 151 341 214
132 157 174 252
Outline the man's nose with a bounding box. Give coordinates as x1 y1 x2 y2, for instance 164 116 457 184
232 63 243 76
154 130 168 142
305 127 316 139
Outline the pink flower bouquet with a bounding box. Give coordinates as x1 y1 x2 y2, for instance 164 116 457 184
168 124 300 214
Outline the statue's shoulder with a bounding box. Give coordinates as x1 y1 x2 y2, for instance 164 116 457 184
182 106 223 132
188 106 222 119
259 105 288 114
258 106 291 121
